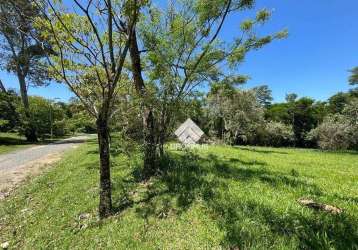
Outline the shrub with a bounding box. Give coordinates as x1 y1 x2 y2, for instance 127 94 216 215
342 99 358 126
66 113 96 134
0 90 20 132
247 121 294 147
308 115 356 150
17 96 69 139
208 88 264 145
264 121 295 146
53 120 66 136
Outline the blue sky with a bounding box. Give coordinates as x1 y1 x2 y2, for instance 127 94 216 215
1 0 357 102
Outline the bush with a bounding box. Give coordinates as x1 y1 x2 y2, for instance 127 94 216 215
17 96 69 139
343 100 358 149
250 121 294 147
307 115 357 150
53 120 66 137
0 91 20 132
66 113 96 134
208 88 264 145
246 121 294 147
262 121 295 147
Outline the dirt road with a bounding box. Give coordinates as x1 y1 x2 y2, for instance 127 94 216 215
0 135 90 199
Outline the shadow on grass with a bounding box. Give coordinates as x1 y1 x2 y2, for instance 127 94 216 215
228 157 267 166
234 146 289 155
51 138 88 145
212 198 357 249
312 149 358 156
237 145 358 156
0 135 30 146
111 150 357 249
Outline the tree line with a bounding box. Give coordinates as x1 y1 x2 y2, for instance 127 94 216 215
205 83 358 150
0 92 96 138
2 79 356 150
0 0 356 219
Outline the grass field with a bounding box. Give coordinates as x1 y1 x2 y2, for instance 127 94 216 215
0 132 33 154
0 141 357 249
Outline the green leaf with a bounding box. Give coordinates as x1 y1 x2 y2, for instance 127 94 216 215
240 20 254 31
275 29 289 39
256 9 271 23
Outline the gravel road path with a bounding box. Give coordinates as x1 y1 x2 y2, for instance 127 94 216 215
0 135 91 199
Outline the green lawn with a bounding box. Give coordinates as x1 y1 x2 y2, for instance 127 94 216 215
0 142 357 249
0 132 33 154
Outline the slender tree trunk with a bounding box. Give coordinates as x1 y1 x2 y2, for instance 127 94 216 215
158 132 165 157
0 79 6 93
129 28 157 178
157 103 167 157
18 73 37 142
18 74 29 109
143 108 156 177
96 113 112 218
158 108 170 158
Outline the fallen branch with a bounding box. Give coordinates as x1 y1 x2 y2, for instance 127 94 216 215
298 198 343 214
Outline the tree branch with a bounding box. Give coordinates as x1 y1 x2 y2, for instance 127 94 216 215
73 0 111 81
178 0 232 96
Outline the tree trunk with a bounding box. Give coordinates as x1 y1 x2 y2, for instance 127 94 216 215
158 108 170 158
142 108 156 178
129 28 157 178
158 133 165 157
0 79 6 93
96 114 112 218
18 73 37 142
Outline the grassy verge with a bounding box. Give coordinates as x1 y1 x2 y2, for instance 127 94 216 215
0 133 33 154
0 142 357 249
0 132 79 155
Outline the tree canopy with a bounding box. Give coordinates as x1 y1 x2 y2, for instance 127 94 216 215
349 66 358 85
0 0 52 141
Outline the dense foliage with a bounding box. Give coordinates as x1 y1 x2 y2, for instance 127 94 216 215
110 77 357 150
0 90 20 131
208 82 264 144
349 66 358 85
0 0 52 142
0 91 95 138
2 82 356 151
308 100 358 150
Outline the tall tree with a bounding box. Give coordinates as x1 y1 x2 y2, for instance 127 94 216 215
208 84 264 144
349 66 358 85
328 92 350 114
0 0 51 141
35 0 141 218
253 85 273 107
285 93 298 103
135 0 287 156
128 28 157 177
290 97 318 147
